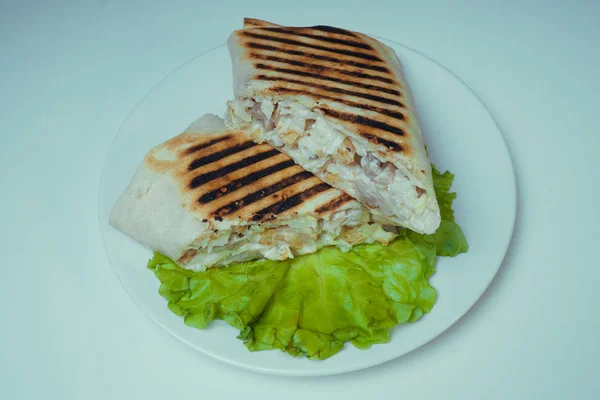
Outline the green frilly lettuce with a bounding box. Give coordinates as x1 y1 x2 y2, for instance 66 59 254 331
147 166 467 360
403 166 469 257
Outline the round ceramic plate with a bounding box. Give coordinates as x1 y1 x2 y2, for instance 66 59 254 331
98 38 516 376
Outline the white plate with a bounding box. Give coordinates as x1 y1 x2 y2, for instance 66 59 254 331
98 38 516 376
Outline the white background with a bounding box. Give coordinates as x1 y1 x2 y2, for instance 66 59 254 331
1 0 599 398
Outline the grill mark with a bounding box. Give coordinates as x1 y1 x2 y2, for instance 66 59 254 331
361 133 403 151
185 135 232 155
315 194 353 214
274 88 405 118
264 27 372 50
255 64 401 96
197 159 297 204
246 43 390 73
311 25 357 37
251 183 332 221
188 140 257 171
249 53 395 84
258 75 404 107
189 149 280 188
213 171 314 216
320 108 405 135
242 31 382 62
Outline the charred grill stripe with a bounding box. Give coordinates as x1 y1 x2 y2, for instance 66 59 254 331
189 149 280 188
361 133 403 151
311 25 357 37
251 183 332 221
197 159 297 204
275 88 405 118
320 108 405 135
315 194 353 214
249 53 395 84
242 31 383 62
254 64 401 96
264 27 372 50
188 140 257 171
214 171 314 216
185 135 232 154
258 75 404 108
246 43 390 73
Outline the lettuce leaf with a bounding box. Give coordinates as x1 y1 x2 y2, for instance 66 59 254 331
149 237 436 360
403 166 469 257
147 165 467 360
148 253 289 330
432 165 458 223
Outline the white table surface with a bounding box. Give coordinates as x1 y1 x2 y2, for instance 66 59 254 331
1 1 599 398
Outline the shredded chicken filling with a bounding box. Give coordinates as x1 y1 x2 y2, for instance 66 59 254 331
227 98 429 226
180 208 396 270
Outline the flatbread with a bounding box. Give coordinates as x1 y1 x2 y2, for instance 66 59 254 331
110 114 395 269
226 19 440 233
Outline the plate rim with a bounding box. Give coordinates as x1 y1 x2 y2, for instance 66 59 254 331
98 37 517 377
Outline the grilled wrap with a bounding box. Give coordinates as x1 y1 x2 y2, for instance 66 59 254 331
226 19 441 234
110 114 396 270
